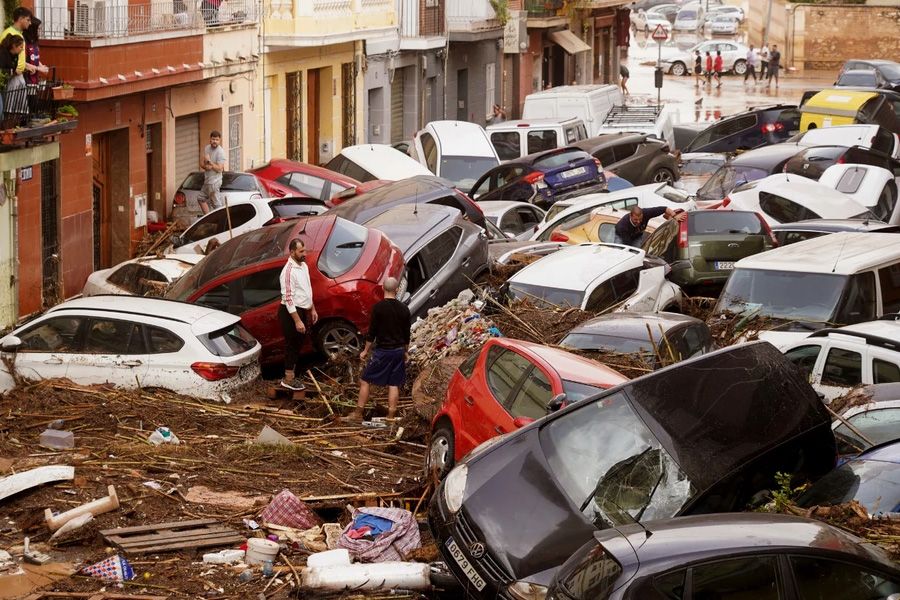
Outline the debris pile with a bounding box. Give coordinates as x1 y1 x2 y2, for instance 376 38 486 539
408 290 500 366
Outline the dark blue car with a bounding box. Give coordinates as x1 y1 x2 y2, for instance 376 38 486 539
469 147 607 209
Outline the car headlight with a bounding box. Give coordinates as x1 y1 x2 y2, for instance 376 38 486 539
508 581 549 600
443 463 468 514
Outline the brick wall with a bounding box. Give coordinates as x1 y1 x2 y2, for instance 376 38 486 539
791 4 900 71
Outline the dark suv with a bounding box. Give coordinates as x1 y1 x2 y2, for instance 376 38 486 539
783 144 900 180
683 105 801 153
571 132 680 185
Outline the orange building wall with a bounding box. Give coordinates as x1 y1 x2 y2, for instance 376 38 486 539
17 165 43 317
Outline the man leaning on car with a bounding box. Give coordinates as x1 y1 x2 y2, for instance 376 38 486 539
614 205 685 248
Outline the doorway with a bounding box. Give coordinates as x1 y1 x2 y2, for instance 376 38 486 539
456 68 468 121
92 129 130 269
40 158 60 308
146 123 163 218
307 69 320 165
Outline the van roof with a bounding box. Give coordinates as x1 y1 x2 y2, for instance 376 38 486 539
734 232 900 275
525 84 620 97
486 117 584 130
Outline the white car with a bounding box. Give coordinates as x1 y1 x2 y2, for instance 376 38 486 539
673 5 704 30
721 173 876 226
531 183 696 242
0 296 261 401
324 144 433 182
478 201 546 241
661 40 750 76
171 171 267 229
818 163 899 224
830 383 900 452
706 5 744 23
82 254 204 297
631 9 670 34
168 197 327 255
780 319 900 402
789 125 900 160
506 243 683 313
411 121 500 192
706 14 739 35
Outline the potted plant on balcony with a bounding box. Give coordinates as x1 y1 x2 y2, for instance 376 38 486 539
52 84 73 101
56 104 78 122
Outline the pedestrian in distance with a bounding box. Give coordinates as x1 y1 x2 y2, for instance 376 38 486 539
694 50 703 87
199 130 225 214
487 104 506 126
614 205 686 248
759 44 770 79
713 50 723 88
619 63 630 95
278 238 318 392
744 45 757 83
767 44 781 89
347 277 411 423
704 51 713 86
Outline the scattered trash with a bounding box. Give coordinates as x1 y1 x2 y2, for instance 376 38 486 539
100 519 243 555
307 548 351 568
0 465 74 503
243 518 260 530
148 426 180 445
202 549 245 564
238 569 253 582
261 560 274 577
245 538 279 566
259 489 321 530
0 549 17 572
81 554 135 581
22 537 51 565
255 425 293 447
323 523 343 550
337 507 421 562
184 485 268 511
408 290 500 366
39 428 74 450
48 513 93 542
44 484 119 531
302 561 431 590
266 523 328 553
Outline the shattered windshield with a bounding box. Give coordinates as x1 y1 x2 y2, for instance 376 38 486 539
696 166 768 202
715 268 850 323
540 391 694 528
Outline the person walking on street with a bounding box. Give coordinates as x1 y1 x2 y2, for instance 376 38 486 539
348 277 411 422
744 46 757 83
614 206 686 248
199 130 225 214
278 238 318 392
694 50 703 87
713 50 723 88
704 51 713 86
619 63 629 95
767 45 781 89
759 44 770 79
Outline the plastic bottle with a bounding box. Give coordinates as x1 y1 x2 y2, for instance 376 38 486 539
262 560 274 578
148 427 180 445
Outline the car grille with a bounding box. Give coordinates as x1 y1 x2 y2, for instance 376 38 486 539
453 509 513 584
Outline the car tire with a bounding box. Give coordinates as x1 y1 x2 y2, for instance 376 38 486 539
428 424 455 480
733 59 747 75
651 168 675 184
671 62 687 77
315 320 364 358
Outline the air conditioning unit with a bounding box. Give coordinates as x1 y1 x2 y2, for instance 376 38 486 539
73 0 107 35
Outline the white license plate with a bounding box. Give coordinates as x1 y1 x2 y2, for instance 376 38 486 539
446 538 486 590
560 166 587 179
714 261 735 270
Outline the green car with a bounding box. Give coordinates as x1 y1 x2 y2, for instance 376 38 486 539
642 210 777 291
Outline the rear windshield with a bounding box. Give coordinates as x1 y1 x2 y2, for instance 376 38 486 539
507 281 584 308
681 159 726 176
534 150 592 169
840 72 877 87
441 156 499 191
317 218 369 278
198 323 257 356
561 332 656 355
270 200 325 218
697 165 770 201
688 211 763 235
184 172 260 192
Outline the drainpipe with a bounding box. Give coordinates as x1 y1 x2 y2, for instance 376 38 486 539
761 0 773 49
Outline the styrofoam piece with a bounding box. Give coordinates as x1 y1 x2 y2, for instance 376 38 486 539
203 549 246 564
40 428 75 449
0 465 74 502
306 548 351 568
302 562 431 590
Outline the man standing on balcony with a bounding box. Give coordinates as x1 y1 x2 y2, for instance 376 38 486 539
199 130 226 214
1 7 37 78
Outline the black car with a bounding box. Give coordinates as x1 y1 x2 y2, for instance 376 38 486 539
836 69 889 90
696 143 803 204
683 105 801 154
570 133 680 186
548 513 900 600
783 144 900 180
839 59 900 92
429 342 836 599
326 175 486 229
771 218 899 246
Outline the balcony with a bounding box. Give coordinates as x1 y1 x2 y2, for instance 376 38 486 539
398 0 445 47
447 0 501 35
525 0 563 18
264 0 396 48
0 80 77 148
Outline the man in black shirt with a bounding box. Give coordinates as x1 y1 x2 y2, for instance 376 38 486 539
614 205 685 247
347 277 411 422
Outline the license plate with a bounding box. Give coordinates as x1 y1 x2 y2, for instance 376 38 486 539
714 261 735 270
446 538 486 590
559 166 587 180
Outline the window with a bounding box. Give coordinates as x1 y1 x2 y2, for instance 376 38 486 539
491 132 520 161
458 349 480 379
499 210 524 235
873 183 897 223
534 149 588 169
241 268 283 308
279 172 329 199
612 143 638 162
689 211 763 235
777 230 824 246
84 319 143 354
270 199 326 218
318 218 368 278
784 344 821 379
507 368 552 419
421 227 462 276
873 358 900 383
585 282 616 312
182 204 257 244
643 221 678 258
420 132 438 174
691 556 779 600
833 167 867 195
486 347 530 403
147 326 184 354
107 264 167 295
821 347 862 387
595 147 616 167
834 272 876 324
790 556 900 600
758 191 819 223
19 317 82 352
325 154 372 182
197 282 239 314
198 323 257 357
527 130 558 154
485 62 496 119
228 104 242 171
842 406 900 445
878 263 900 313
517 207 542 229
564 126 578 144
694 115 757 150
874 128 895 156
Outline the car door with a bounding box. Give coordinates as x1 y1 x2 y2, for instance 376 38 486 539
503 363 556 432
9 315 85 381
818 343 864 401
136 324 191 390
784 343 825 384
479 167 533 203
464 345 534 449
788 555 900 599
411 227 464 317
74 317 149 387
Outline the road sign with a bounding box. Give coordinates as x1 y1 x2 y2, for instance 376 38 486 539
651 23 669 42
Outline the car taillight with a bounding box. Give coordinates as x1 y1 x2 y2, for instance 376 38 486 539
524 171 545 185
263 217 288 226
550 230 569 242
593 158 603 175
677 217 689 248
761 122 785 134
837 155 846 164
756 213 778 246
191 362 239 381
174 191 186 206
720 196 731 208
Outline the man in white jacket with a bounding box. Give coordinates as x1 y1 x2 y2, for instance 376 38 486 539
278 238 318 391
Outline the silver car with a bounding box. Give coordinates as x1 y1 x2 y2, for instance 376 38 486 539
660 40 749 76
478 200 546 241
171 171 267 228
706 14 739 35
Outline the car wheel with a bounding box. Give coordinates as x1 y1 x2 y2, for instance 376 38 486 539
315 320 363 358
671 62 687 77
428 424 455 479
652 168 675 184
733 59 747 75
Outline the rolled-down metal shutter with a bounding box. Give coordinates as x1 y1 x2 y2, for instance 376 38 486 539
174 115 200 186
391 68 405 144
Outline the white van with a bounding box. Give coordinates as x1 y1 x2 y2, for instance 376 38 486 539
324 144 433 182
522 85 623 136
410 121 500 192
486 117 589 161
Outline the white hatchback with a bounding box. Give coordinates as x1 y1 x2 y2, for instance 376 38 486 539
82 254 204 297
0 296 260 402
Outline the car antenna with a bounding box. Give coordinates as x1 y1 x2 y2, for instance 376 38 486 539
413 187 418 216
832 233 849 274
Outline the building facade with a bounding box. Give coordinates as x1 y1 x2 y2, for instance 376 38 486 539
446 0 504 125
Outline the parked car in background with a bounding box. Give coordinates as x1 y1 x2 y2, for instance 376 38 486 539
675 152 727 195
649 3 680 24
772 218 898 246
836 68 890 90
661 40 749 76
429 342 837 600
428 338 627 477
705 13 739 35
838 58 900 92
706 4 743 22
549 513 900 600
505 244 683 313
788 124 900 159
683 105 801 153
486 118 589 161
327 175 485 228
478 201 546 241
248 159 366 202
642 209 777 290
570 132 679 185
166 216 405 363
468 147 606 209
82 254 204 297
552 211 657 245
410 121 500 192
673 4 704 30
324 144 433 182
363 205 489 320
694 143 810 205
0 296 261 401
631 9 670 33
171 171 266 228
559 311 713 367
521 85 622 137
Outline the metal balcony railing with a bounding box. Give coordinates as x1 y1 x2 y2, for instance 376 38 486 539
0 74 78 145
525 0 563 18
35 0 257 40
399 0 445 37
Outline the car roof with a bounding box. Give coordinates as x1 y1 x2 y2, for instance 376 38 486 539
572 132 646 151
423 121 495 157
252 159 360 185
327 176 458 221
487 117 583 130
749 174 869 215
566 311 702 339
338 144 433 179
771 218 892 233
856 439 900 463
509 243 644 291
478 201 538 217
45 295 238 331
729 143 803 168
363 204 459 253
126 254 205 278
735 232 900 274
819 319 900 349
496 338 627 387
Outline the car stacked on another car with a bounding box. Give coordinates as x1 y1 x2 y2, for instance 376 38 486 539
171 171 267 228
694 143 809 206
248 159 376 202
82 254 204 297
683 105 801 153
570 132 679 186
771 218 898 246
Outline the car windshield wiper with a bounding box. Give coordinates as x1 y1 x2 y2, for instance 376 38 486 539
579 446 653 513
634 465 665 523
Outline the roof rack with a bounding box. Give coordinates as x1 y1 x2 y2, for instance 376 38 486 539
877 313 900 321
809 326 900 352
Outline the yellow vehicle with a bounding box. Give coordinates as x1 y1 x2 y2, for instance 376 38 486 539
799 89 900 133
551 210 657 244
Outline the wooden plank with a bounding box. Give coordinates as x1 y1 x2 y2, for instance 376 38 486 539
124 533 244 554
100 519 218 536
111 529 240 549
106 525 235 545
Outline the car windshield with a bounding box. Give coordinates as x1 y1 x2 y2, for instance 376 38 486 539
562 380 606 403
317 218 369 278
222 173 260 191
715 268 848 323
440 156 499 191
561 332 656 356
689 211 763 235
198 323 257 357
681 159 725 176
508 281 584 308
879 64 900 79
797 458 900 516
541 391 694 528
534 150 591 169
840 73 877 87
697 165 769 201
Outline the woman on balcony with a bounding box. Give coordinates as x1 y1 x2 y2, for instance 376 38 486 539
23 18 50 87
0 34 27 124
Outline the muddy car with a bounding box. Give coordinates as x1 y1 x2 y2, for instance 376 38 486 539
428 342 836 600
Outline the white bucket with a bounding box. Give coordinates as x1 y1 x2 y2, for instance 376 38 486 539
245 538 280 566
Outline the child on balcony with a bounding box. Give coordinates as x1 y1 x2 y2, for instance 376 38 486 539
23 18 50 86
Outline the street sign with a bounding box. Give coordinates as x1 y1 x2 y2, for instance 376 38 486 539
651 24 669 41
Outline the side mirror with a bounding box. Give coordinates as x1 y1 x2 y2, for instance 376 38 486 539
1 335 21 352
512 416 536 428
547 393 568 414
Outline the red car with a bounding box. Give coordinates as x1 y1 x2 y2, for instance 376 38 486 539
166 215 404 365
248 159 384 205
429 338 627 477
